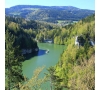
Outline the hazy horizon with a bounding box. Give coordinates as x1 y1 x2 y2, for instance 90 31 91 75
5 0 95 10
5 4 95 11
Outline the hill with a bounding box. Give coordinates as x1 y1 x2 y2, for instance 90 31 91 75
5 13 95 89
46 14 95 90
5 16 39 55
5 5 95 24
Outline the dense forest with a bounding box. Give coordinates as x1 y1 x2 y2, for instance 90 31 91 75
5 16 57 89
36 14 95 45
5 5 94 24
47 14 95 90
5 13 95 90
5 16 38 89
5 16 39 52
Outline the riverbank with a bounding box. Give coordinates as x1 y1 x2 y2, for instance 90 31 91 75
22 43 65 79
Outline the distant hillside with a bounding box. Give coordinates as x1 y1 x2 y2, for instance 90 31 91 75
5 5 95 24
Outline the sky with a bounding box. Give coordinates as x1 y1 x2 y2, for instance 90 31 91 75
5 0 95 10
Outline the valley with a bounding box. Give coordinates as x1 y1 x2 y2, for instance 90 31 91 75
5 4 95 90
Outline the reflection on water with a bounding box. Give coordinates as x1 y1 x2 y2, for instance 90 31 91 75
22 43 65 89
38 49 47 56
24 49 47 60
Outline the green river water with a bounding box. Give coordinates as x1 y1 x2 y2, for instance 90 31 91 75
22 43 65 89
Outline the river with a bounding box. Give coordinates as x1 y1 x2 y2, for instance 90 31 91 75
22 43 65 89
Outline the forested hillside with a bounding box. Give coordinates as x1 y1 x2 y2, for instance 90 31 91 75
5 15 57 90
36 14 95 45
5 16 40 90
5 16 40 55
46 14 95 90
5 13 95 90
5 5 94 24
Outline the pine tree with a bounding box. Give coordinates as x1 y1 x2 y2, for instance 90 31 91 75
5 30 24 90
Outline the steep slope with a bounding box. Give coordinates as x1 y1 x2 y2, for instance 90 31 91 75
5 16 39 55
47 14 95 90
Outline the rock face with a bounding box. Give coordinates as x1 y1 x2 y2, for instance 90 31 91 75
44 39 53 43
75 36 79 46
22 48 39 55
89 40 95 46
75 36 95 47
22 49 32 55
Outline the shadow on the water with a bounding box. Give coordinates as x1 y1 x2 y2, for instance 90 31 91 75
24 49 47 60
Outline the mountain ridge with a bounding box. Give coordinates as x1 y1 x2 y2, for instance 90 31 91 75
6 5 94 10
5 5 95 24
